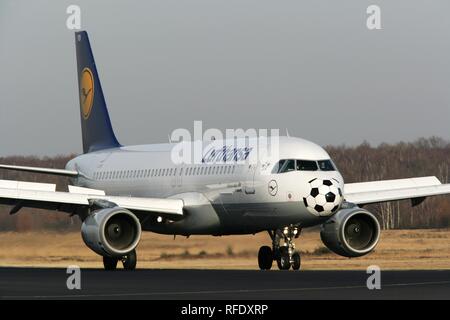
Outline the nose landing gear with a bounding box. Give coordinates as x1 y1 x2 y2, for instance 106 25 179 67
257 226 302 271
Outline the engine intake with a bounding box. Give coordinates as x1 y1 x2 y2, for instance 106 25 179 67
320 207 380 257
81 207 141 257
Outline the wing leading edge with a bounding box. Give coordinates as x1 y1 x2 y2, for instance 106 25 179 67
0 179 183 219
344 176 450 205
0 164 78 177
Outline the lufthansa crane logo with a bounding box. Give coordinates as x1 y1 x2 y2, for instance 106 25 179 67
80 67 94 119
268 180 278 196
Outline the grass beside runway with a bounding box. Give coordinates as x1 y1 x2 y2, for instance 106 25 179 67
0 229 449 270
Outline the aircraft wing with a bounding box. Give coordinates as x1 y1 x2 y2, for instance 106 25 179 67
344 176 450 205
0 179 183 219
0 164 78 177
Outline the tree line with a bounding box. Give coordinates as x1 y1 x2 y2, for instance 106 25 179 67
1 137 450 231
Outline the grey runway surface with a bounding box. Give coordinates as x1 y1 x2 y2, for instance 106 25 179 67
1 268 450 299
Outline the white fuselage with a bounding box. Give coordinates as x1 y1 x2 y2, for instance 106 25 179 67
66 136 344 235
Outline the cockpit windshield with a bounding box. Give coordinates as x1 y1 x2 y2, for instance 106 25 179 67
272 159 335 173
296 160 318 171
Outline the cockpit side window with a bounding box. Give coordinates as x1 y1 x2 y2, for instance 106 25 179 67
272 159 295 173
318 159 335 171
296 160 318 171
280 159 295 173
272 160 285 173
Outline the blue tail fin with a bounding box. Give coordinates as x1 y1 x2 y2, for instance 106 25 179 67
75 31 121 153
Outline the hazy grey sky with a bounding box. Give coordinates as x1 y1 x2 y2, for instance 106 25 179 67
1 1 449 156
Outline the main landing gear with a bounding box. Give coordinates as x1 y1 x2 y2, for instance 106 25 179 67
258 226 301 271
102 249 137 271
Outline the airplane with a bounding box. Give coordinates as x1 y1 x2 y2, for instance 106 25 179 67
1 30 450 271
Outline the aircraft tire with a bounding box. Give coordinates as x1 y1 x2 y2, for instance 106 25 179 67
258 246 273 270
122 249 137 270
103 256 118 271
292 252 301 270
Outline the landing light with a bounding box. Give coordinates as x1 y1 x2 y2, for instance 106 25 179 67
157 216 163 223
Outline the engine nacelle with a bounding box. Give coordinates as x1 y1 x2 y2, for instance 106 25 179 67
81 207 141 257
320 207 380 258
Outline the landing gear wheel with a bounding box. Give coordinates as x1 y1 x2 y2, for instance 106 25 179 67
292 252 301 270
103 256 118 271
277 247 291 270
122 249 137 270
258 246 273 270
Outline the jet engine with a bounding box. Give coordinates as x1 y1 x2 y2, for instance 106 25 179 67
81 207 141 257
320 206 380 257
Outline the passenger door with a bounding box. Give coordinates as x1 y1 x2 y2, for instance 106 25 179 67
244 163 257 194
